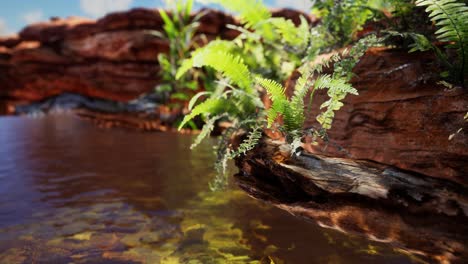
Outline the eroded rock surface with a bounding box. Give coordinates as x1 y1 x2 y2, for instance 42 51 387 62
286 47 468 186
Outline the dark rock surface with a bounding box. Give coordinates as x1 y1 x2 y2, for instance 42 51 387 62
235 138 468 264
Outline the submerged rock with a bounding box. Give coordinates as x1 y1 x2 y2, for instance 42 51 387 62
14 92 163 115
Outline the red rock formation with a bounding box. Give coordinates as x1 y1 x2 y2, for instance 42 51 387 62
0 8 239 104
0 8 311 106
286 47 468 186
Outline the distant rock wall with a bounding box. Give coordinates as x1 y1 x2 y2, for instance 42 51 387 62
0 8 311 111
0 8 240 106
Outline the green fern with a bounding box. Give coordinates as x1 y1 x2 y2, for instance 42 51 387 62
258 36 380 138
228 125 263 158
311 36 380 129
257 73 310 138
176 40 236 79
191 114 227 149
314 74 358 129
194 52 252 92
288 72 311 132
178 98 226 129
256 78 287 127
177 41 253 92
416 0 468 84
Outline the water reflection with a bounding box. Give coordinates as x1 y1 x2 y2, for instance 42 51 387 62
0 115 418 263
235 168 468 264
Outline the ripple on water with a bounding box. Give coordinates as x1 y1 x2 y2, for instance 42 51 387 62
0 115 419 263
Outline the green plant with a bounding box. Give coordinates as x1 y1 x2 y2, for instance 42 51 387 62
175 39 264 188
415 0 468 86
258 35 380 144
175 0 318 188
151 0 213 105
177 1 383 189
199 0 312 80
178 0 314 134
311 0 386 47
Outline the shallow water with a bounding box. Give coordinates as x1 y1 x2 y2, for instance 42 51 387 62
0 115 418 263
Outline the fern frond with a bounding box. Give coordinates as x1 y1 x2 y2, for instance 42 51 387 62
314 74 358 129
416 0 468 79
178 98 226 129
256 77 288 127
188 91 212 110
191 114 226 149
178 40 253 92
288 73 312 132
228 126 263 158
176 57 195 80
267 100 287 128
256 77 286 101
176 40 236 80
315 74 358 95
193 51 252 92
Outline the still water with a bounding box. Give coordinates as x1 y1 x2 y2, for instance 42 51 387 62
0 115 417 263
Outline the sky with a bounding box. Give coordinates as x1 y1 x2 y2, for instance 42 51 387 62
0 0 312 36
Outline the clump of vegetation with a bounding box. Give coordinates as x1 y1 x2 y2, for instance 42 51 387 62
311 0 382 46
174 0 384 189
383 0 468 86
163 0 467 189
258 35 380 146
152 0 214 110
415 0 468 86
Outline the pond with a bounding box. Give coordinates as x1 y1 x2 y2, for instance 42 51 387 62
0 114 419 263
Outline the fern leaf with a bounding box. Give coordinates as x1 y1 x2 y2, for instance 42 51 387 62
228 126 263 158
288 73 311 132
256 77 286 101
256 77 289 127
268 100 287 127
176 40 236 80
314 74 357 129
178 98 225 130
191 114 225 149
176 58 194 80
188 91 212 110
193 51 253 92
416 0 468 78
266 108 280 128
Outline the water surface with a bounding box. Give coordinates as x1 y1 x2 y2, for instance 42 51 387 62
0 115 418 263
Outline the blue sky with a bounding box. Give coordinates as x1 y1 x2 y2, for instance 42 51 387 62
0 0 312 36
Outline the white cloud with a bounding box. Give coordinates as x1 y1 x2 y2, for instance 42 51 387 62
0 18 12 36
274 0 312 11
80 0 134 17
21 10 45 24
